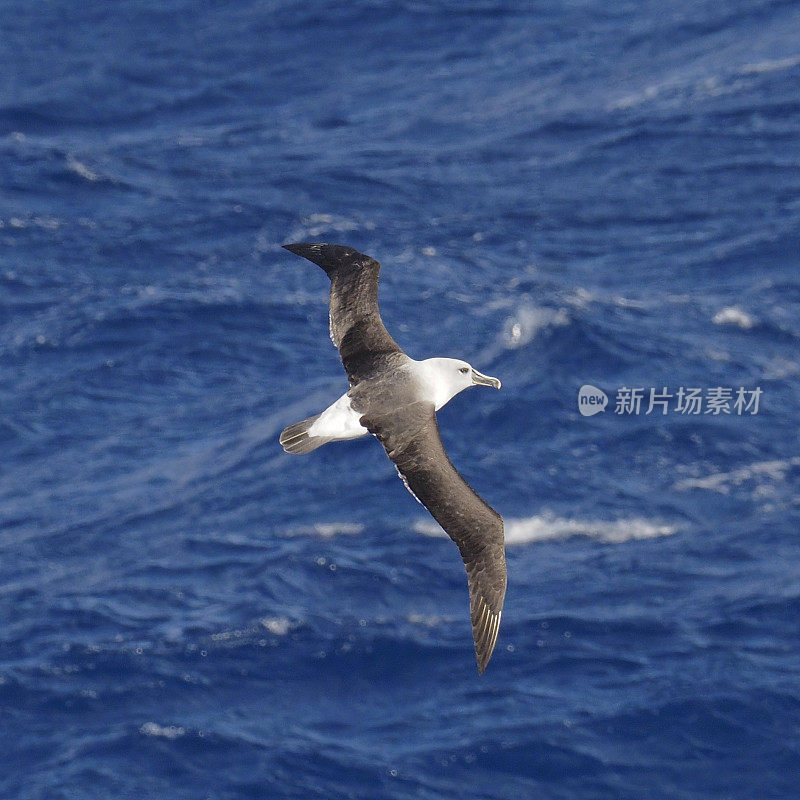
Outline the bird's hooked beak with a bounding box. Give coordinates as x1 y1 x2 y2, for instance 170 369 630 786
471 369 501 390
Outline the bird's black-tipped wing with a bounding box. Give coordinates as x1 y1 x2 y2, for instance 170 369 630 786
357 398 507 674
283 243 404 385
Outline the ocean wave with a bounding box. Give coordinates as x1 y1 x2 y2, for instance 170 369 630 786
414 513 676 545
674 457 800 494
407 612 451 628
260 617 294 636
608 49 800 113
502 304 570 350
713 305 756 329
287 212 376 241
281 522 365 538
65 155 101 183
208 617 300 648
139 722 186 739
740 54 800 75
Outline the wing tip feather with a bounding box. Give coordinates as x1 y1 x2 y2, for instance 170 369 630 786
473 598 502 675
282 242 368 276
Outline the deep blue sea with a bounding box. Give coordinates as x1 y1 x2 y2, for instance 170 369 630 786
2 1 799 798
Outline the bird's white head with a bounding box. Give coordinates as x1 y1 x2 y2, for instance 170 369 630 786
418 357 502 411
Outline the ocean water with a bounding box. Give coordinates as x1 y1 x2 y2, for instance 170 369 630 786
2 1 799 798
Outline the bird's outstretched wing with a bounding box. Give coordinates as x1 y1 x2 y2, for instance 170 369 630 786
357 397 507 674
283 243 404 385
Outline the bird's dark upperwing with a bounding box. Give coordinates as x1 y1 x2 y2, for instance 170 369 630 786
283 243 404 385
359 398 507 674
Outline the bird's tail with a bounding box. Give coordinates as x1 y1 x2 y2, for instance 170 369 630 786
279 414 331 454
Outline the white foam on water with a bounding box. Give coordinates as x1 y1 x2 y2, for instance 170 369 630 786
740 54 800 75
674 457 800 494
712 306 755 329
761 357 799 380
260 617 292 636
139 722 186 739
607 54 800 113
407 613 447 627
414 513 676 545
282 522 365 538
610 82 669 110
312 522 364 537
290 213 364 239
66 155 100 182
564 287 595 309
210 617 296 644
503 304 569 349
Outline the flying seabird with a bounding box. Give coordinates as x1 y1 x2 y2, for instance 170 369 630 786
280 243 506 674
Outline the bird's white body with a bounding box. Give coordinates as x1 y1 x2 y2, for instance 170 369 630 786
307 393 366 440
306 358 486 443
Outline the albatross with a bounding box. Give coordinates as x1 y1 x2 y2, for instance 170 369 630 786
279 243 506 674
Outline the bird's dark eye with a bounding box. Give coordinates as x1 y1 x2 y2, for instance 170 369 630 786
459 367 469 374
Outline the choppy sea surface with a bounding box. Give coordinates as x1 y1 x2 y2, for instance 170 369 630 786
2 1 799 798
